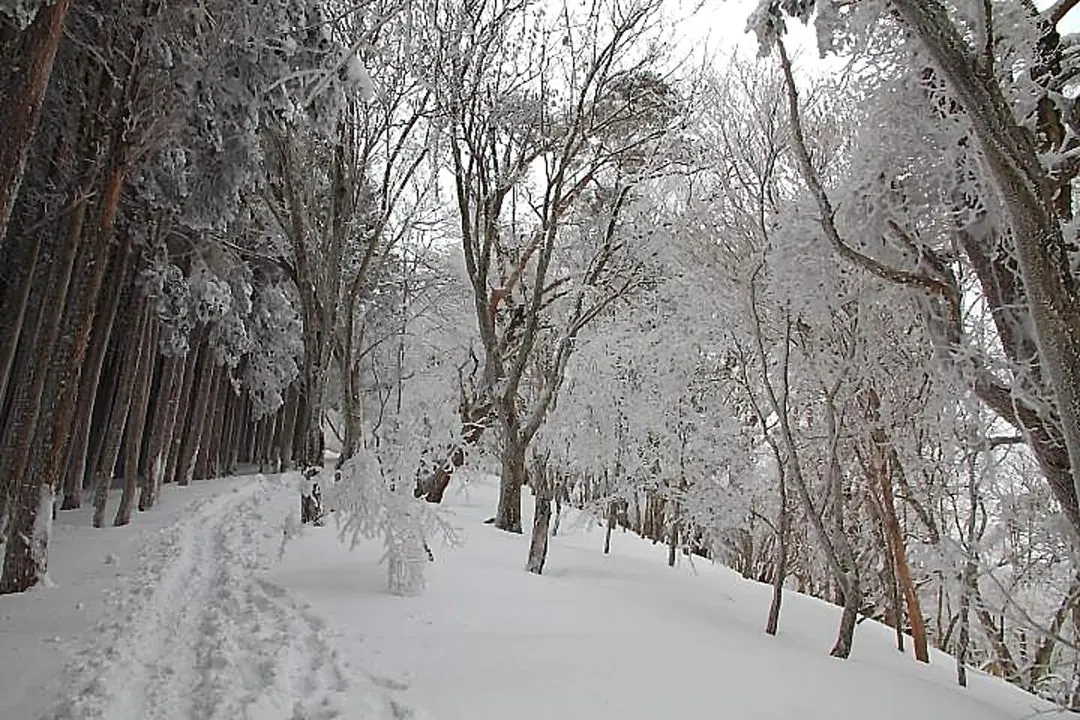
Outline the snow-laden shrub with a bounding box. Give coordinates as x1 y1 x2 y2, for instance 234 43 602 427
323 449 455 596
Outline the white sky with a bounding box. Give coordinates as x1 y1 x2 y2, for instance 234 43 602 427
668 0 1080 65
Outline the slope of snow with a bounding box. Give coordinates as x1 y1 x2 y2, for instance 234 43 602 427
271 472 1056 720
0 471 1059 719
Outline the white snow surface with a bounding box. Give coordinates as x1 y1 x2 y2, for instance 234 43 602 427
0 471 1061 719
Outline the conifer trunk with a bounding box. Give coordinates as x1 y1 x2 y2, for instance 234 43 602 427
91 297 147 528
140 354 181 510
0 200 86 592
0 0 71 243
0 233 40 416
115 314 155 526
166 339 202 485
60 194 132 511
174 345 216 486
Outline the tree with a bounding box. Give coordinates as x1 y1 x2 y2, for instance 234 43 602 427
0 0 70 246
418 0 680 553
751 0 1080 545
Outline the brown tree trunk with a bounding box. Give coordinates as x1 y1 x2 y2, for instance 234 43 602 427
604 499 616 555
879 466 929 662
91 295 147 528
60 235 129 509
864 389 930 663
165 339 202 485
195 370 227 480
0 0 71 243
0 251 50 556
0 199 86 592
291 391 308 467
525 494 552 574
766 465 789 637
115 312 155 526
495 440 525 533
220 386 241 474
0 233 40 416
173 344 214 486
139 354 181 510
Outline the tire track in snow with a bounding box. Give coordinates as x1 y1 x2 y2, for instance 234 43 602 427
47 477 350 720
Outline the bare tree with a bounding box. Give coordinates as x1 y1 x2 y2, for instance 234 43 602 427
417 1 678 549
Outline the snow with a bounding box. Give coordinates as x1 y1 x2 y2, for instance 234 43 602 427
1 472 1059 719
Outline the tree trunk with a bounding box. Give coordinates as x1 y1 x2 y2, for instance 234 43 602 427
0 201 86 593
173 347 216 487
115 313 154 526
297 366 326 468
0 232 40 417
879 467 929 662
525 493 552 574
0 0 71 244
62 236 130 510
766 466 789 637
891 0 1080 539
604 500 616 554
667 503 680 568
91 298 147 528
195 370 227 480
165 338 201 485
831 573 861 660
279 387 299 471
495 440 525 533
139 354 181 510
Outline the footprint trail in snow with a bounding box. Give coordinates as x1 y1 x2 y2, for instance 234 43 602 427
47 476 351 720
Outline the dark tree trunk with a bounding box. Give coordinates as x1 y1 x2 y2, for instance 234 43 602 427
416 403 493 503
195 370 227 480
604 500 616 555
0 0 71 243
0 233 40 417
495 441 525 533
221 387 242 474
667 508 679 567
765 468 789 637
139 354 181 510
0 242 50 565
291 391 308 466
115 313 155 526
525 494 552 574
253 417 267 471
830 573 861 659
262 407 280 472
174 346 216 487
0 199 85 592
60 243 126 509
91 296 147 528
267 401 283 472
166 340 202 485
136 354 164 490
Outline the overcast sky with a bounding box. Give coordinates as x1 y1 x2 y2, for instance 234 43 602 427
669 0 1080 65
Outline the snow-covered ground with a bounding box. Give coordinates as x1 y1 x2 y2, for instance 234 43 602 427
0 471 1061 719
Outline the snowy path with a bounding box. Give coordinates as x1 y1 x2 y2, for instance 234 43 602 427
45 477 350 720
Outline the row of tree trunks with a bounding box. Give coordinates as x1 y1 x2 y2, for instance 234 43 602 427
0 186 85 591
0 217 306 591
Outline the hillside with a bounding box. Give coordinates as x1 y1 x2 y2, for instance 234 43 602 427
0 472 1058 719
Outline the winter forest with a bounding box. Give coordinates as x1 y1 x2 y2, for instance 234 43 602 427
3 0 1080 716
